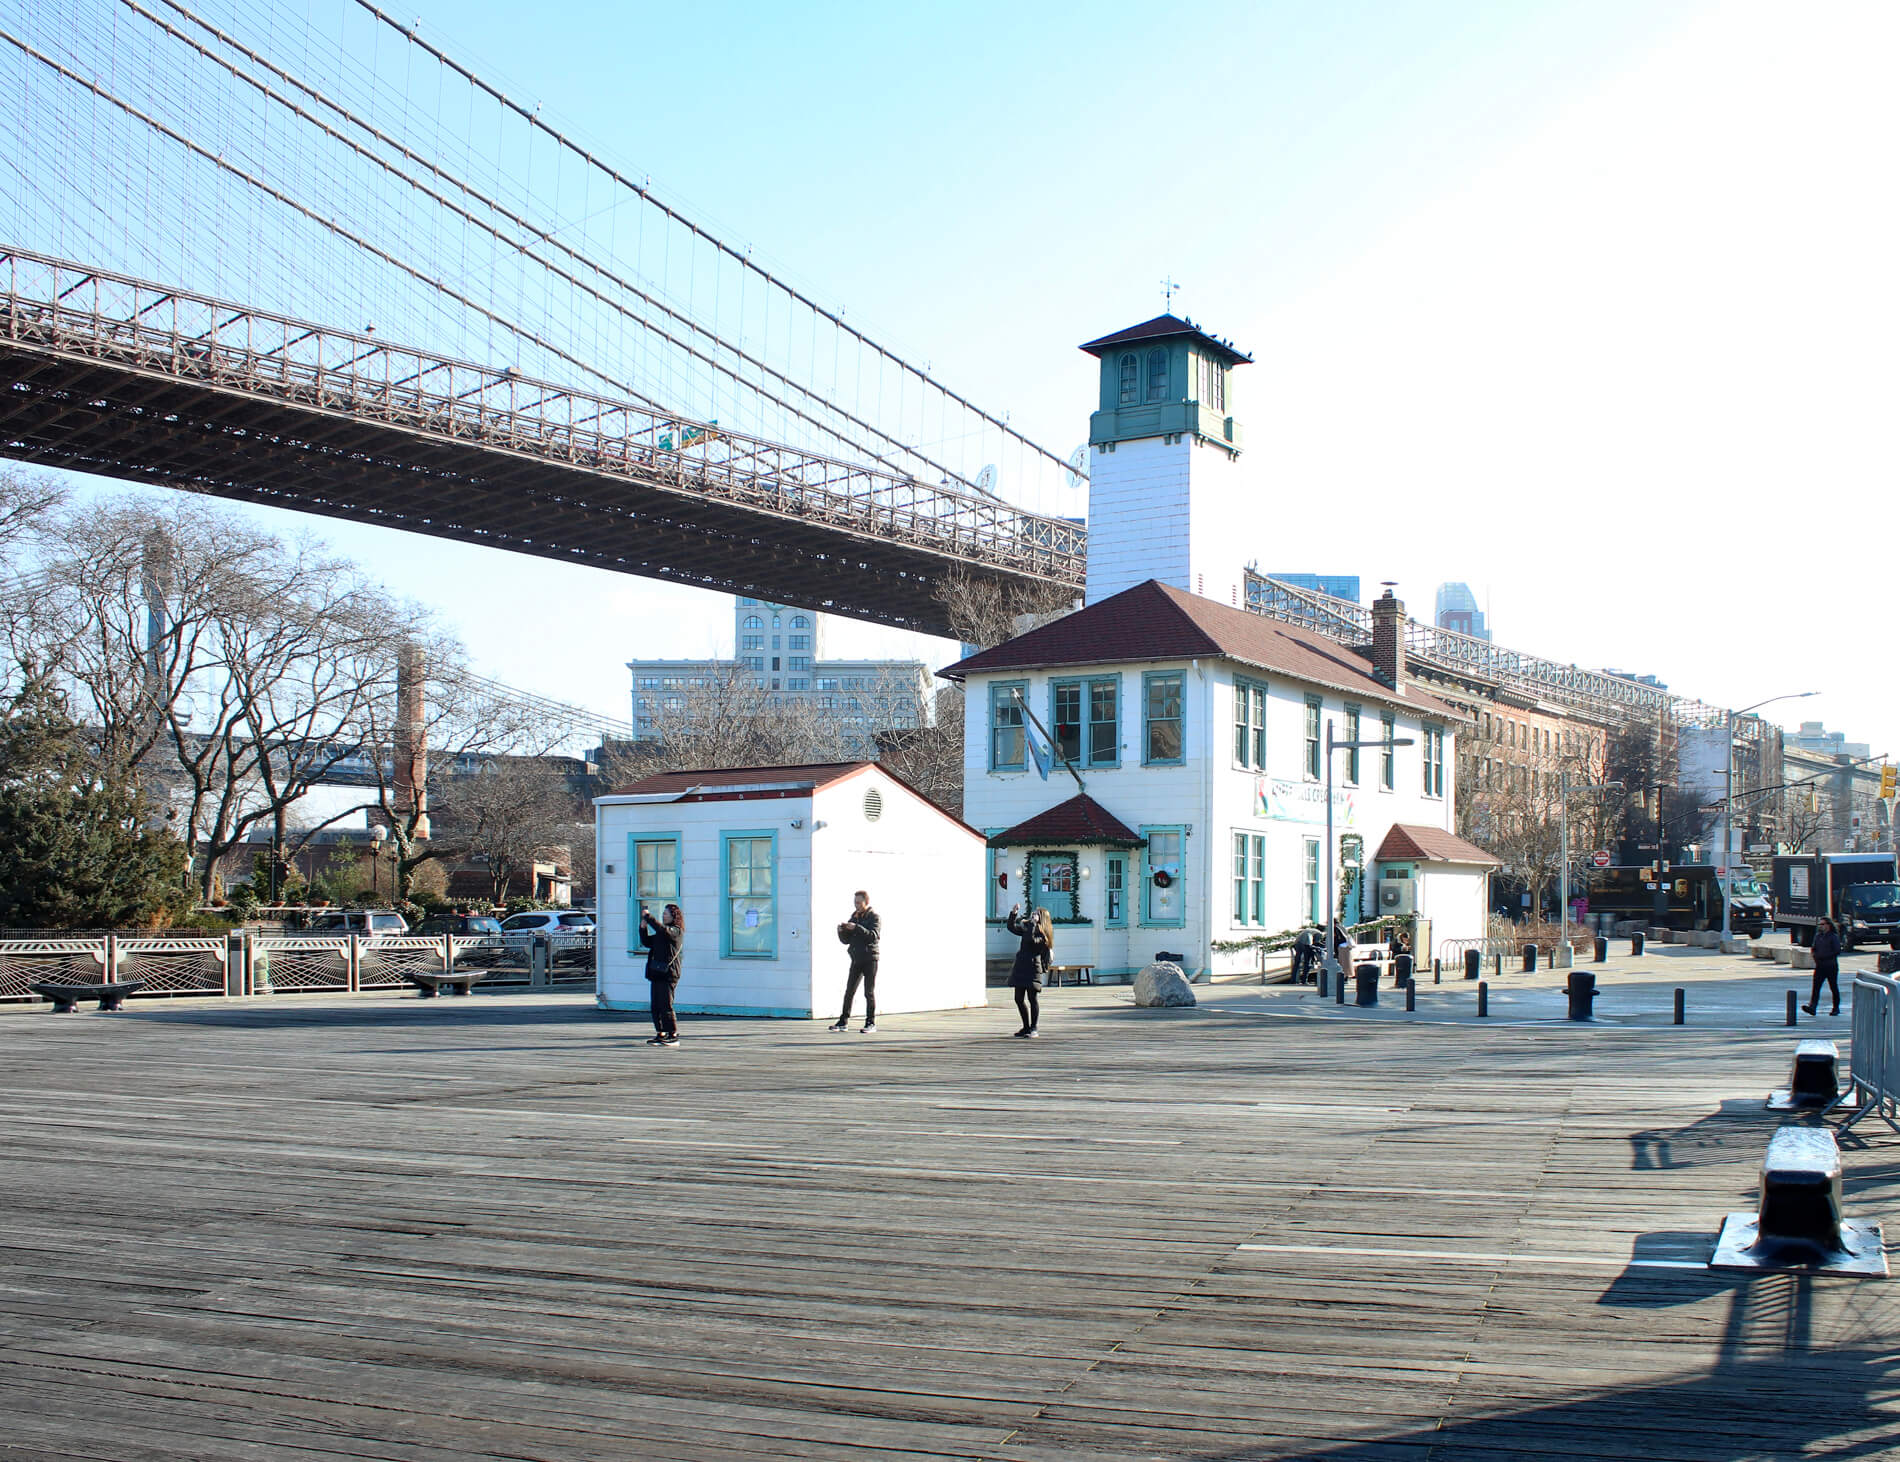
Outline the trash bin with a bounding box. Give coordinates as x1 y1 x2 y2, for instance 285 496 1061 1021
1523 943 1539 973
1566 971 1597 1021
1394 953 1414 987
1354 962 1380 1007
1464 948 1481 980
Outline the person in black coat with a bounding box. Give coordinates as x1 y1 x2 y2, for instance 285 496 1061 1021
640 904 684 1046
1291 926 1316 985
1804 917 1843 1017
1005 903 1053 1037
830 890 881 1033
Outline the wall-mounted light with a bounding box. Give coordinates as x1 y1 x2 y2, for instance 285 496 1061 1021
603 863 616 876
790 819 804 829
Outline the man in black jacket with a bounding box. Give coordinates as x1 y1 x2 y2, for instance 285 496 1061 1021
830 890 881 1033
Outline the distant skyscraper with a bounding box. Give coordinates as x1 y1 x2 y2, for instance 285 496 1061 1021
1434 582 1490 641
1266 573 1360 604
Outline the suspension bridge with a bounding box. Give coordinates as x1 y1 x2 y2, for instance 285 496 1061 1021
0 0 1087 635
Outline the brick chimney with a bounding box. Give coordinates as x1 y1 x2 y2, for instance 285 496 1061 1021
1371 588 1406 692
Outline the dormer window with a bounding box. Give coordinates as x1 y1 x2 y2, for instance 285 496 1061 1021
1145 348 1168 403
1118 353 1138 405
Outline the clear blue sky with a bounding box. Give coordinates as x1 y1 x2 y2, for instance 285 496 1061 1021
47 0 1898 750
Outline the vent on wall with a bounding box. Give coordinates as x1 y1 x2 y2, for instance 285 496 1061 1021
863 787 883 822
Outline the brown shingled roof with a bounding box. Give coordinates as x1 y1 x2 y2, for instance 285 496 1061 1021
987 795 1145 849
940 580 1460 719
1078 314 1253 366
609 762 873 796
1375 824 1500 866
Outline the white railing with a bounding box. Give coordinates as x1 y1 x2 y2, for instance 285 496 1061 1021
1834 972 1900 1134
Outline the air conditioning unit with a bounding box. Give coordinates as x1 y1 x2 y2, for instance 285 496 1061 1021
1378 878 1417 915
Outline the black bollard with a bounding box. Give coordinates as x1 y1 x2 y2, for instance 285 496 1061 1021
1433 957 1442 984
1631 931 1645 957
1405 981 1416 1012
1317 965 1329 999
1786 990 1797 1027
1336 969 1346 1004
1493 952 1503 979
1354 961 1380 1007
1523 943 1538 973
1478 981 1489 1017
1594 936 1609 963
1395 953 1414 987
1674 988 1685 1025
1464 948 1481 981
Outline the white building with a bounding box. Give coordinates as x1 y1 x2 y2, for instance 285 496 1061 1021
594 761 986 1019
946 313 1494 980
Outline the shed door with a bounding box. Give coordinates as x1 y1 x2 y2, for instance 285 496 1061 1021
1029 852 1078 923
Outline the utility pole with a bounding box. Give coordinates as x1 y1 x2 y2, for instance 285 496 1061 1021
1720 693 1816 941
1323 720 1412 986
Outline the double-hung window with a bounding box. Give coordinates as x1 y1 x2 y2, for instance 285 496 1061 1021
1380 711 1396 790
722 832 776 957
1105 854 1127 927
989 681 1026 771
1143 672 1184 765
1146 348 1168 403
1052 676 1119 768
1303 838 1321 924
1119 353 1139 404
1342 705 1362 785
1234 678 1267 770
629 835 679 951
1423 724 1445 798
1232 832 1266 925
1303 695 1322 780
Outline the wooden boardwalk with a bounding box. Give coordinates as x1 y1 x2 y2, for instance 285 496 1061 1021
3 988 1898 1460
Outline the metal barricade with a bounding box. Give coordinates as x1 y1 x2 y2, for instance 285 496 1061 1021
1834 973 1900 1134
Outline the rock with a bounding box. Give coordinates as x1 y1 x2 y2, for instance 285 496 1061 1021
1132 962 1196 1008
1790 947 1816 971
1721 936 1751 955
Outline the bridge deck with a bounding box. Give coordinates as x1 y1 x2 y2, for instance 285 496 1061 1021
0 249 1085 633
3 986 1896 1460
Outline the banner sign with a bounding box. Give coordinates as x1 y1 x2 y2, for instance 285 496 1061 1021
1257 777 1356 827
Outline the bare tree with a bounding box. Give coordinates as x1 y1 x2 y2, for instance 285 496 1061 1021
0 467 63 569
435 757 582 904
1459 736 1621 916
933 568 1073 651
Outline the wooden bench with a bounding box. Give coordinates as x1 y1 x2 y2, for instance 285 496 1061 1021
30 980 145 1013
408 969 487 999
1049 964 1094 988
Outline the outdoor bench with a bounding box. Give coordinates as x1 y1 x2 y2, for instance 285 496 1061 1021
408 970 487 998
30 980 146 1013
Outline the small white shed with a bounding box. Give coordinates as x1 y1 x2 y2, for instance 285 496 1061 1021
594 762 987 1020
1374 823 1499 958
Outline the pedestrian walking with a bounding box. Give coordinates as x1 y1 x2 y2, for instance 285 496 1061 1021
640 904 684 1046
1803 916 1843 1017
830 890 881 1033
1005 903 1053 1037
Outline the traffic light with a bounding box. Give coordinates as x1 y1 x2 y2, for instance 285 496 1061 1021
1882 763 1897 799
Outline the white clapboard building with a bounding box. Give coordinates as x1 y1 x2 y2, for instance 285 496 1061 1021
594 762 986 1019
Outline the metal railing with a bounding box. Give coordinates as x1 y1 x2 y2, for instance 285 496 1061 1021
1834 972 1900 1134
0 246 1088 588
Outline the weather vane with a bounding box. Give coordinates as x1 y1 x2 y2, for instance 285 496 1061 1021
1161 276 1180 312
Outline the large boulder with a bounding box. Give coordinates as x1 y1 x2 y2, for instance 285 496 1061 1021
1133 962 1196 1008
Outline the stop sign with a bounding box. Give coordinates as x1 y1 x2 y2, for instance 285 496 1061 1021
1590 850 1612 869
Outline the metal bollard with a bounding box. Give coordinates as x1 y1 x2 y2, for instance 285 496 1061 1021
1674 988 1685 1025
1523 943 1538 973
1318 965 1329 998
1395 953 1414 987
1786 990 1798 1027
1464 948 1481 981
1594 936 1609 964
1335 970 1346 1004
1405 981 1416 1012
1631 931 1645 956
1433 958 1442 984
1493 952 1503 979
1478 981 1489 1017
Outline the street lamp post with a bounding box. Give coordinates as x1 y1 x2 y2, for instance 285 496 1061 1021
1323 720 1413 987
371 824 389 902
1720 692 1817 941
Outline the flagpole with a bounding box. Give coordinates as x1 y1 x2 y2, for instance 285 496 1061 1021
1012 688 1086 793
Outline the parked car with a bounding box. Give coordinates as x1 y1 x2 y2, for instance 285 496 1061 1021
307 909 410 935
416 914 505 939
500 910 595 966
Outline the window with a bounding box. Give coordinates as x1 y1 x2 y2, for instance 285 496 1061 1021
1105 854 1127 927
1509 720 1518 748
1303 838 1320 924
1142 672 1184 764
1380 711 1396 790
1232 832 1266 925
1234 678 1267 769
1142 826 1185 926
722 833 776 957
1482 711 1492 740
1146 347 1169 403
788 677 809 691
1344 705 1362 785
789 656 811 672
629 835 679 951
740 634 763 651
990 680 1027 771
1053 676 1120 768
1303 695 1322 780
770 657 781 671
1423 724 1445 798
1119 353 1139 405
743 615 763 629
1030 852 1078 921
790 615 809 629
1199 354 1226 412
789 635 811 651
742 656 764 672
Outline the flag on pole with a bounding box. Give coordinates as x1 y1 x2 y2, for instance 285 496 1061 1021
1027 721 1053 781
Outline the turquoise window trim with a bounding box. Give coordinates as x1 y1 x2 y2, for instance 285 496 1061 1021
984 829 1009 921
1303 693 1323 782
1105 852 1128 928
989 678 1028 772
1343 704 1362 786
1379 710 1397 791
1141 670 1186 767
719 828 779 960
1049 673 1122 770
1233 675 1269 771
1138 823 1187 928
627 830 681 954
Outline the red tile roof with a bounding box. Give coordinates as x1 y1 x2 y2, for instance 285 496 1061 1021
987 794 1145 849
1375 824 1500 866
609 762 873 797
1078 314 1253 366
941 580 1460 718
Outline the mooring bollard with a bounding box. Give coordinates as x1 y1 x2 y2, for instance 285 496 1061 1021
1354 961 1380 1007
1317 965 1329 998
1464 948 1480 981
1786 990 1798 1027
1478 981 1489 1017
1631 931 1645 957
1405 981 1416 1012
1395 953 1414 987
1335 969 1346 1004
1565 971 1597 1021
1523 943 1538 973
1594 936 1609 964
1492 952 1503 979
1711 1126 1887 1275
1674 988 1685 1025
1433 957 1442 984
